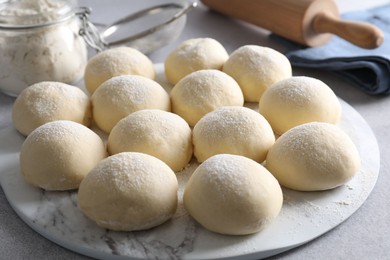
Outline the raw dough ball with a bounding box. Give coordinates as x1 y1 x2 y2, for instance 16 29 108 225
165 38 229 85
183 154 283 235
193 106 274 163
12 81 91 136
78 152 178 231
91 75 170 133
259 76 341 135
84 46 155 94
170 69 244 126
108 109 192 172
19 120 107 191
223 45 292 102
266 122 360 191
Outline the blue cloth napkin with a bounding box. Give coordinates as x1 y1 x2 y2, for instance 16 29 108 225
276 4 390 95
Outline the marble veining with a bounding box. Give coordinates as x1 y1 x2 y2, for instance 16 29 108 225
29 175 199 259
0 98 381 260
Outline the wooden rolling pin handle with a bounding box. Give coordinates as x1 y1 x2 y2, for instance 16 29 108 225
312 12 384 49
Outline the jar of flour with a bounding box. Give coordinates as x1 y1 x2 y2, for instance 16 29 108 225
0 0 88 96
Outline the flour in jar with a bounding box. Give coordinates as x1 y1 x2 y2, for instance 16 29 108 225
0 0 67 22
0 0 87 96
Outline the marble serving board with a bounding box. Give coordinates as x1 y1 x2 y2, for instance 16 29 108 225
0 65 380 259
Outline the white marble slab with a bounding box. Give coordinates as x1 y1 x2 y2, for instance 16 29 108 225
0 65 380 259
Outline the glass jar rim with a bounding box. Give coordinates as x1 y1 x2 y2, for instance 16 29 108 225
0 0 77 29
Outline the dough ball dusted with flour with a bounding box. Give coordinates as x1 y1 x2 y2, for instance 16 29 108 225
193 106 275 163
19 120 107 191
266 122 360 191
184 154 283 235
12 81 91 136
108 109 192 172
91 75 170 133
259 76 341 135
78 152 178 231
223 45 292 102
164 38 229 85
170 69 244 126
84 46 155 94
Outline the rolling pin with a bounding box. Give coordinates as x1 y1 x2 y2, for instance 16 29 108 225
201 0 383 49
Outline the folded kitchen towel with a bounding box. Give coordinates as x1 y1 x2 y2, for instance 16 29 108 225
276 4 390 95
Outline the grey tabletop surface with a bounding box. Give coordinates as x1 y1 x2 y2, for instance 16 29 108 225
1 0 389 259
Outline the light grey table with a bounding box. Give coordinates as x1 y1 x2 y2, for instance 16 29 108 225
1 0 389 259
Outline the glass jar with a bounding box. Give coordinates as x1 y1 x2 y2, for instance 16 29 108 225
0 0 87 96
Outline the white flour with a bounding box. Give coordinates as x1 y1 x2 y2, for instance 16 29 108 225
0 0 87 96
0 0 66 20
